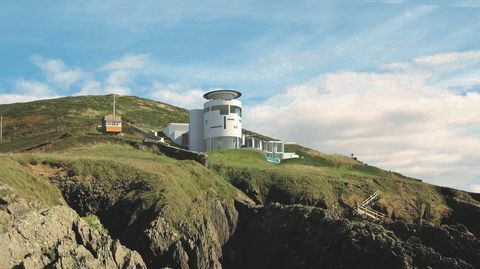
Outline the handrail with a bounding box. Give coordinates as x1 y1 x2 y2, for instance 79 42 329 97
361 191 379 206
355 190 386 220
356 205 386 219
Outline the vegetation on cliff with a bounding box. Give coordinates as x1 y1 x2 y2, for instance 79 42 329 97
207 148 458 225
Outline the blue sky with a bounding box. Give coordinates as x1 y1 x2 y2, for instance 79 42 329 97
1 0 480 192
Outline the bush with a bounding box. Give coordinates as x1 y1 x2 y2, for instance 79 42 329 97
83 214 108 235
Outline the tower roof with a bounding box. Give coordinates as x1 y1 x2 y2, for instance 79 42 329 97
203 90 241 100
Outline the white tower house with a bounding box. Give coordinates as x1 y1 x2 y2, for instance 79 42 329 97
188 90 242 152
199 90 242 152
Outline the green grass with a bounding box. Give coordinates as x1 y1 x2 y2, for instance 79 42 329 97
0 156 65 205
0 94 188 152
207 149 449 223
4 142 248 240
83 214 108 235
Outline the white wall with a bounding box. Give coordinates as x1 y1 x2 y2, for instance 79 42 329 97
203 99 242 142
189 109 205 152
163 123 189 145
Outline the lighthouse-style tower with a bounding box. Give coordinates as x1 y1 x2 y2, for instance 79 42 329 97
189 90 242 152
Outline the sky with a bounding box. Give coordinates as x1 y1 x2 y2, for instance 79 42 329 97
1 0 480 192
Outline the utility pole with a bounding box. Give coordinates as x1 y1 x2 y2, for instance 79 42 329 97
113 93 116 116
0 115 2 143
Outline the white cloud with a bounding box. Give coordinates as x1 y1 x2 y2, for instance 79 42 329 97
150 81 205 109
384 50 480 91
471 185 480 193
15 79 53 96
75 79 103 96
0 93 57 104
99 54 152 95
30 55 84 88
414 50 480 66
102 54 150 71
246 52 480 190
0 80 59 104
0 54 148 102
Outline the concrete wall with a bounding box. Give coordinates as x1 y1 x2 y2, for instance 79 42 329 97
189 109 205 152
142 140 207 166
202 99 242 151
163 123 189 146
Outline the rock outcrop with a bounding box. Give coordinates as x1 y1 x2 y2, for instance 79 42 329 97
45 161 244 269
223 202 480 269
0 193 146 269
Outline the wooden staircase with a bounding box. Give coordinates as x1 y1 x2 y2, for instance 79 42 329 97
355 191 386 220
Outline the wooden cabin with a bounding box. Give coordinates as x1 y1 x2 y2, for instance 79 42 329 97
103 115 122 133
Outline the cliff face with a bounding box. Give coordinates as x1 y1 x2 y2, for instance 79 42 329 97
34 153 247 269
223 202 480 269
0 192 146 269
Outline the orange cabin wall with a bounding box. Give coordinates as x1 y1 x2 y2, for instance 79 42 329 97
105 126 122 133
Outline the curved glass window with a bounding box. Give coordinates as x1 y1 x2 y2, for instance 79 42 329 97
230 106 242 117
208 136 241 151
211 105 229 115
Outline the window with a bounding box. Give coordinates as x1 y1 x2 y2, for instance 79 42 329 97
211 105 229 115
230 106 242 117
204 107 210 113
106 121 121 126
275 142 284 153
209 136 241 151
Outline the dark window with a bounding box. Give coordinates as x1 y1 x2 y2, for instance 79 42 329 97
204 107 210 113
211 125 222 129
224 116 226 129
211 105 229 115
230 106 242 117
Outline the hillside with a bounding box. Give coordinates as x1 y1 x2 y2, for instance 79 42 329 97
1 95 479 269
0 94 187 152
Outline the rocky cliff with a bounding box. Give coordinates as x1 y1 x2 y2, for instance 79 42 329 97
26 149 249 269
223 202 480 269
0 191 146 269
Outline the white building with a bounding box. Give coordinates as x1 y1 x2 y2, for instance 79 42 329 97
162 90 299 162
189 90 243 152
244 136 299 162
163 123 189 146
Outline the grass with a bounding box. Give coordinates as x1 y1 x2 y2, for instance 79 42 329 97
0 156 65 205
83 214 108 235
3 142 248 242
0 94 188 152
207 148 449 224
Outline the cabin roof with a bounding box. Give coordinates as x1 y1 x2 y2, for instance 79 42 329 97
104 115 122 121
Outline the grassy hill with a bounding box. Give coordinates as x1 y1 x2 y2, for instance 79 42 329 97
0 95 188 152
208 149 445 222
